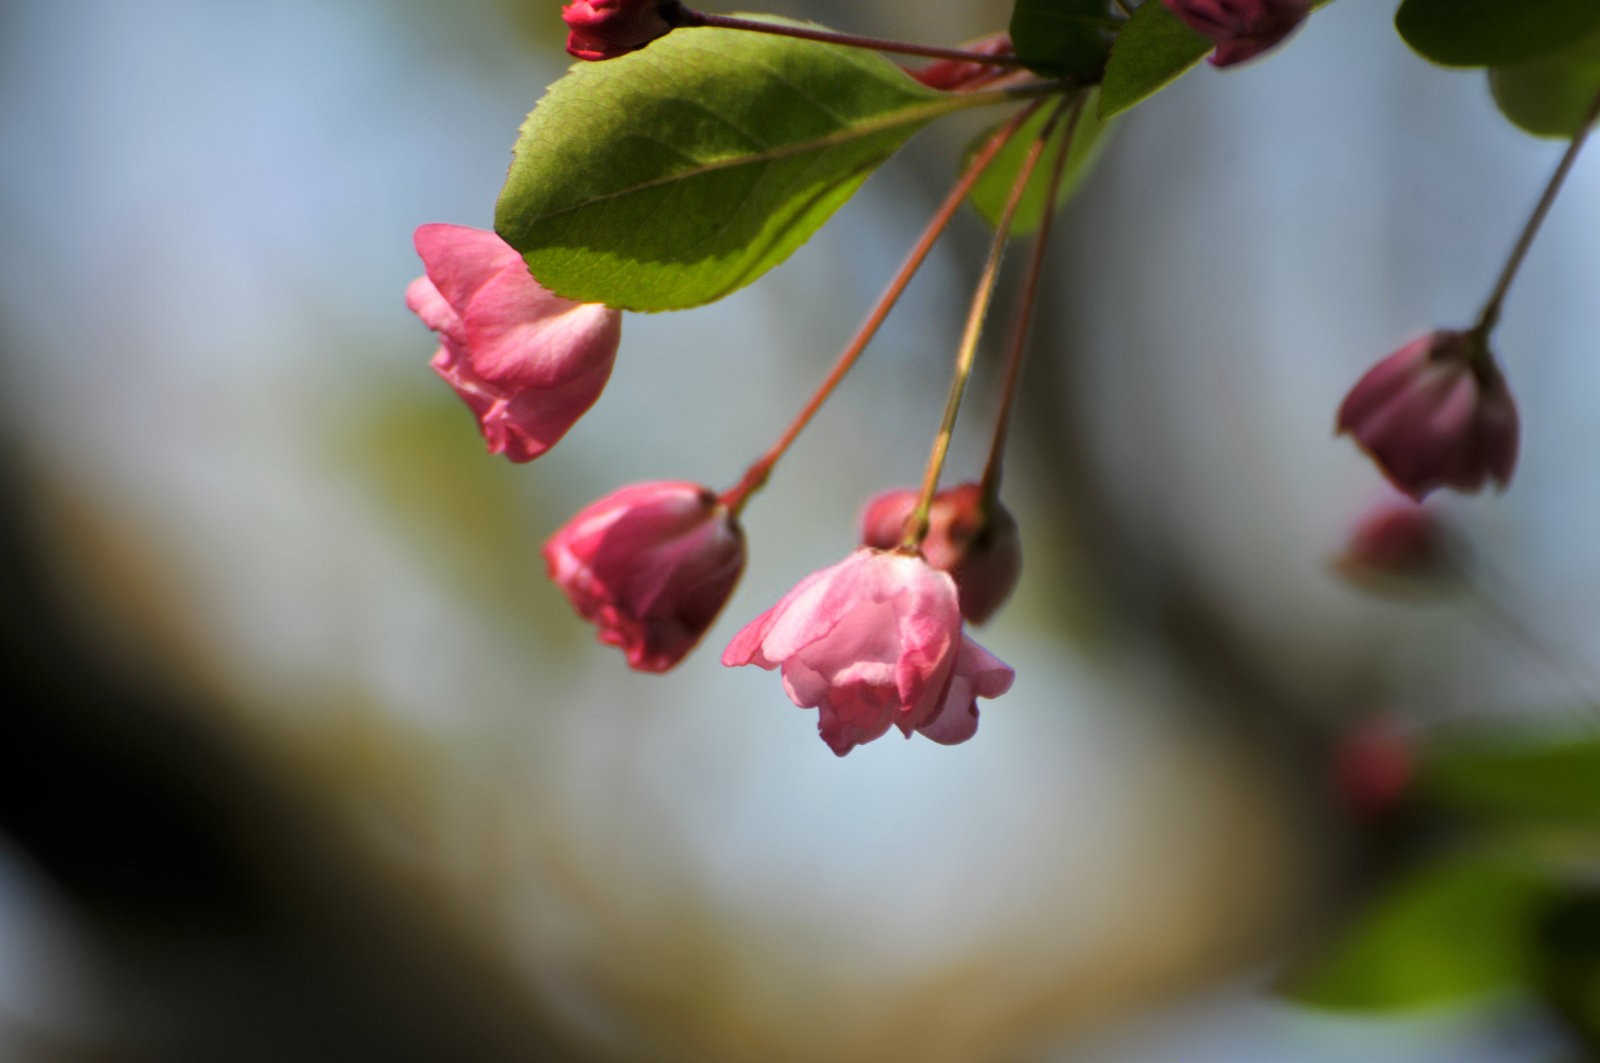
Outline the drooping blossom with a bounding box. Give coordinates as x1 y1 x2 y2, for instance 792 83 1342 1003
562 0 677 61
407 224 621 463
1333 495 1458 596
1336 329 1519 500
908 32 1015 92
1160 0 1310 67
545 482 745 672
722 549 1013 755
859 483 1021 624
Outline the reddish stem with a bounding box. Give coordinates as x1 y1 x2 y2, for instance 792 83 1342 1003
979 94 1085 509
673 8 1029 67
719 100 1045 516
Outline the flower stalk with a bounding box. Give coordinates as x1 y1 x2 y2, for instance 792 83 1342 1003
979 93 1085 510
1473 83 1600 340
670 6 1030 67
719 99 1047 516
902 99 1068 550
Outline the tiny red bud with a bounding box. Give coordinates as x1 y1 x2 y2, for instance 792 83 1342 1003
1334 718 1415 820
907 32 1015 92
544 482 745 672
562 0 675 61
1160 0 1310 67
1337 330 1519 500
860 483 1022 625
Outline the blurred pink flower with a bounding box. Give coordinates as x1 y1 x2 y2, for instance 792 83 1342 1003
723 549 1012 755
859 483 1021 624
1161 0 1310 67
545 482 745 673
563 0 675 61
1336 330 1518 500
407 224 620 463
907 32 1015 92
1334 717 1414 820
1333 495 1457 595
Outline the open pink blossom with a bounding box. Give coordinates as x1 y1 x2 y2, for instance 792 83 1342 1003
1336 330 1518 500
545 482 745 673
722 549 1013 756
562 0 676 61
1161 0 1310 67
859 484 1022 625
407 224 620 463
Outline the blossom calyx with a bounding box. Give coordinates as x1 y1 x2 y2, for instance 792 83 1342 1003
859 483 1022 625
562 0 679 61
407 224 620 463
1160 0 1310 67
722 549 1013 755
1336 329 1518 500
544 482 745 672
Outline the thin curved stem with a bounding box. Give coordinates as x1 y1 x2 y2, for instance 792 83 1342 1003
673 8 1029 66
901 98 1068 550
979 93 1085 509
1474 84 1600 337
719 100 1047 516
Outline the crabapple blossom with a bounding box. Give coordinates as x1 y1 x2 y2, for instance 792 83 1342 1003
722 549 1012 755
406 224 621 463
545 482 745 672
859 483 1021 624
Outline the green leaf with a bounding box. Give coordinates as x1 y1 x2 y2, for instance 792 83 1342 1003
1283 846 1555 1011
1490 24 1600 137
495 21 998 312
1395 0 1600 68
1009 0 1117 80
965 90 1114 234
1099 0 1212 119
1421 732 1600 824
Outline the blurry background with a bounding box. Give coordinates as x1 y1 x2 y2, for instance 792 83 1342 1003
2 0 1598 1059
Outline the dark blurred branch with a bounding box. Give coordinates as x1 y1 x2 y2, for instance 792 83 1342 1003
0 448 594 1062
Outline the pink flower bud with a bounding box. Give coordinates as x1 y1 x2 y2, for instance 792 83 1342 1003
1333 495 1457 595
1334 718 1414 820
722 549 1013 756
859 484 1022 625
1336 330 1519 501
544 482 746 673
1160 0 1310 67
406 224 621 463
562 0 676 61
907 32 1015 92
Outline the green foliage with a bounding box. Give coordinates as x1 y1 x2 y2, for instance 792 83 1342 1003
496 21 992 312
1099 0 1212 119
1284 846 1555 1011
1490 25 1600 137
1395 0 1600 68
1009 0 1117 80
965 91 1114 234
1421 732 1600 824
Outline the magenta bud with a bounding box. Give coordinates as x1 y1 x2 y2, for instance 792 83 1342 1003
1160 0 1310 67
1336 330 1519 501
1334 718 1414 820
859 483 1022 625
544 482 745 672
907 32 1015 92
1333 495 1457 595
562 0 676 61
